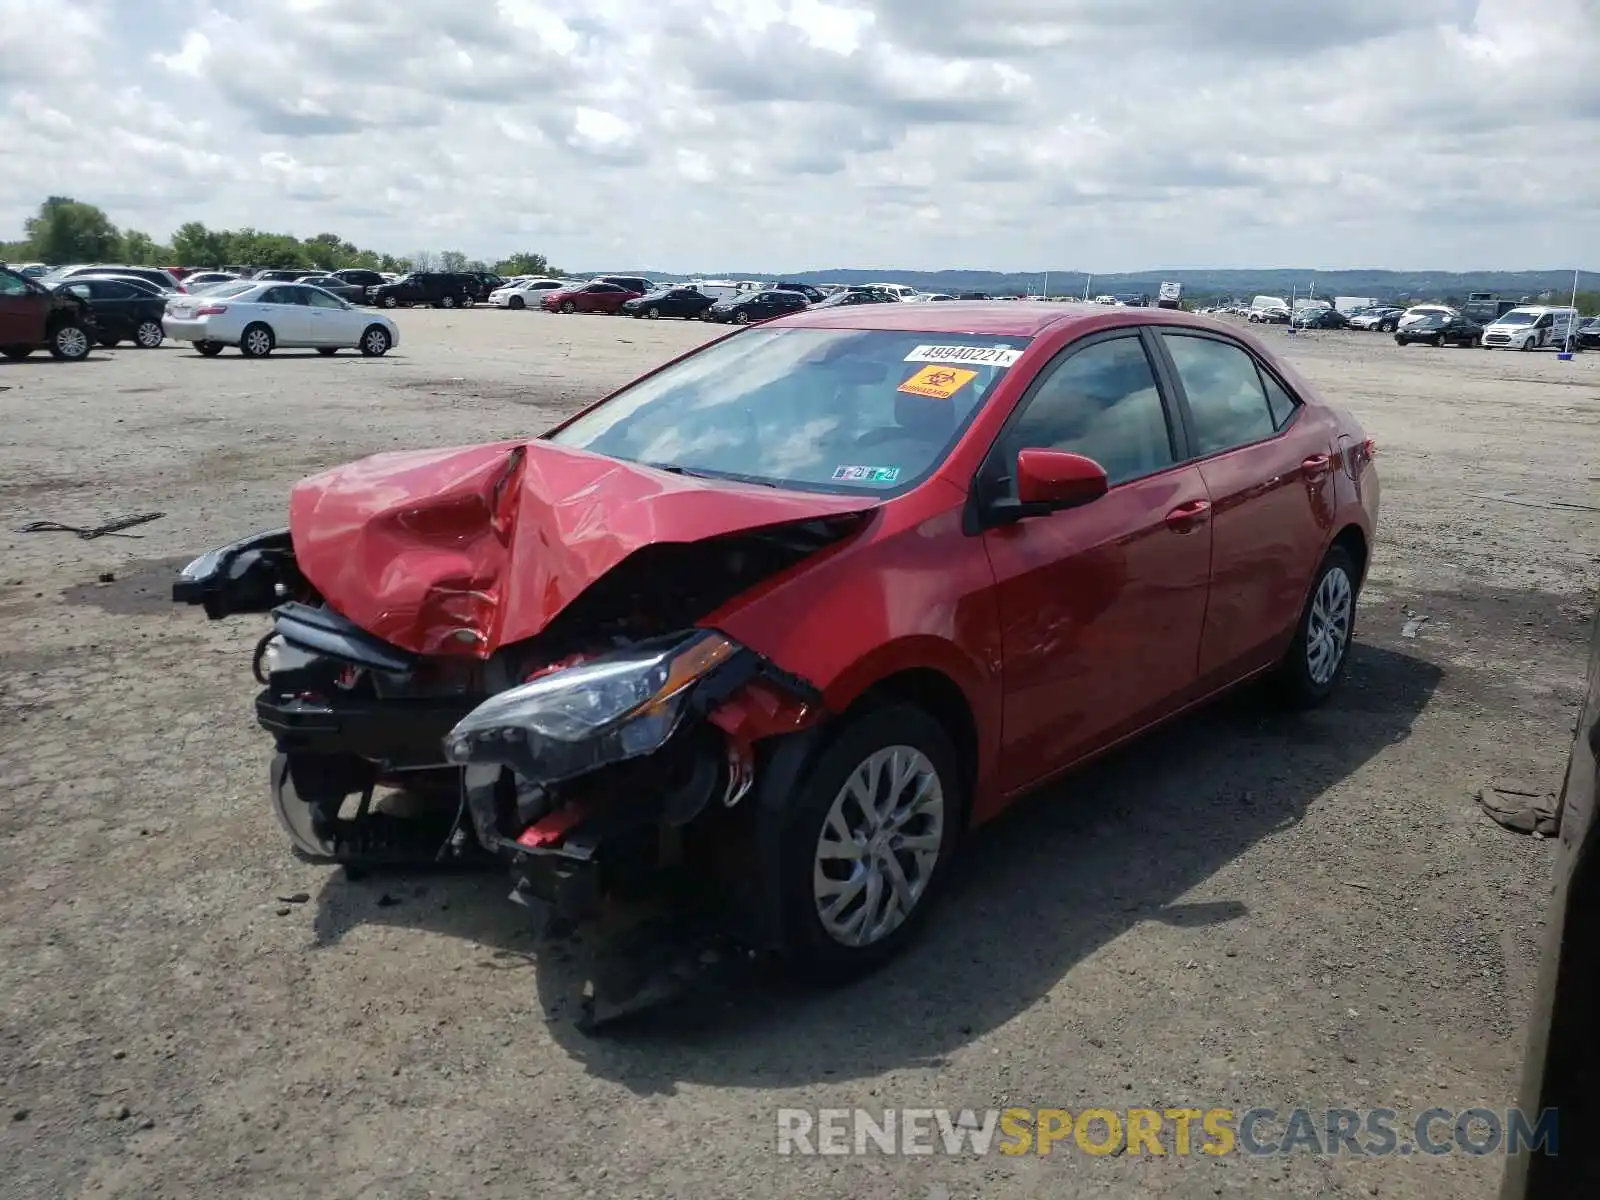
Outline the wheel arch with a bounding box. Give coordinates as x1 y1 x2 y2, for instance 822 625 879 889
844 666 981 825
1330 523 1370 587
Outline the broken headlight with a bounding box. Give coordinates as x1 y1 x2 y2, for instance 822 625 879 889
442 630 737 782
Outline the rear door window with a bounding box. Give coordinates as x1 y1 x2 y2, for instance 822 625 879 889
1159 333 1279 455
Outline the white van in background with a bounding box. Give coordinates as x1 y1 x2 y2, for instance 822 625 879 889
1481 306 1581 351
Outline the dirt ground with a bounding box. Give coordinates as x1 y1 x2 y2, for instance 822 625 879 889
1 307 1596 1200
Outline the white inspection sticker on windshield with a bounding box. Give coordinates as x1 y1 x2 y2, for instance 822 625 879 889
904 344 1023 367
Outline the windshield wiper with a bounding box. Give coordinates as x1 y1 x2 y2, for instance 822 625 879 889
642 462 779 488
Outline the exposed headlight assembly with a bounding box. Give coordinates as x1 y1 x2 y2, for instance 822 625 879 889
442 631 738 782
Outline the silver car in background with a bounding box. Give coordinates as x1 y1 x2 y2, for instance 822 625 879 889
162 280 399 358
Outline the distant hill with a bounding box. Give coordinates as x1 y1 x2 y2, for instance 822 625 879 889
578 267 1589 303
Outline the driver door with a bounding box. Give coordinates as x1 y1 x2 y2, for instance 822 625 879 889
0 270 43 344
303 286 358 344
979 328 1213 794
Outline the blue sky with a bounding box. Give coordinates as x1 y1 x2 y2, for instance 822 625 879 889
2 0 1596 272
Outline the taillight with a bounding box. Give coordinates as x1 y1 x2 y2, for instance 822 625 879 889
195 304 228 316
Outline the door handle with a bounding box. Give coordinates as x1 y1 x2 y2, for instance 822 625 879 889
1165 499 1212 531
1301 453 1331 478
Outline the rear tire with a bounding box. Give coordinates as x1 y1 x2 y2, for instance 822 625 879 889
195 341 225 356
135 319 164 348
239 323 274 358
777 705 964 982
1274 546 1358 709
317 347 338 356
1 346 33 360
99 336 120 348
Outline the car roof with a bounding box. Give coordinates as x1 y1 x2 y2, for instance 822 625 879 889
773 299 1170 337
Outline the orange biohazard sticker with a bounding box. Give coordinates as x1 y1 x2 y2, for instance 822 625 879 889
897 365 978 400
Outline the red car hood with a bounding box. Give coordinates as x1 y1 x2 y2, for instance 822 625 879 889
288 439 877 657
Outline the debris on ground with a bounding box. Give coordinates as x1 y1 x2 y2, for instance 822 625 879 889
1477 781 1562 836
16 512 166 540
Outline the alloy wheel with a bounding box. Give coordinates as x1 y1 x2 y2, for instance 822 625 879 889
136 321 164 348
53 325 89 359
243 327 273 357
362 328 390 356
812 745 946 948
1306 565 1354 686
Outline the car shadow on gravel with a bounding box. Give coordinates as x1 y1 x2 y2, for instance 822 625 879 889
309 639 1442 1090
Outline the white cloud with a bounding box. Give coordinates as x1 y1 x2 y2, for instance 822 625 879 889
1 0 1596 271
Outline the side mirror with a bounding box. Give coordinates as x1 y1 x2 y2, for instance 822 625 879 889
1015 448 1109 508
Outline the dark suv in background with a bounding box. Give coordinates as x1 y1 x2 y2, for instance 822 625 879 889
465 272 507 302
369 272 478 309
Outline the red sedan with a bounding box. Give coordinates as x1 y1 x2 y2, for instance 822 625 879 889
175 302 1378 994
539 280 640 314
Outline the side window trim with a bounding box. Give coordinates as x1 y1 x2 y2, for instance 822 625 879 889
971 325 1185 502
1147 328 1302 458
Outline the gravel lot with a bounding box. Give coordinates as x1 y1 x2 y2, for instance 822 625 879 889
1 308 1596 1199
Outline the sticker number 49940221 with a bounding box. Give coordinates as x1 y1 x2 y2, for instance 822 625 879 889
904 344 1023 367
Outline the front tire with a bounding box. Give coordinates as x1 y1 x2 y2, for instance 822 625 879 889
560 300 576 314
317 347 338 356
778 705 963 981
647 306 660 319
239 323 274 358
359 325 391 357
1 346 33 360
1274 545 1358 709
460 296 474 308
734 310 750 324
440 294 456 309
195 341 225 356
509 295 525 310
380 295 398 308
48 322 91 361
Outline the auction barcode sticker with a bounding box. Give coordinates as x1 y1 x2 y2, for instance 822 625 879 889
904 344 1023 367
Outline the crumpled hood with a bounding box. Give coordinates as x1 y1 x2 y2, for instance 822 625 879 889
288 439 878 657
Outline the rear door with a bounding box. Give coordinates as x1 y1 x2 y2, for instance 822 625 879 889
258 286 311 344
88 279 140 338
1152 330 1338 685
981 328 1214 792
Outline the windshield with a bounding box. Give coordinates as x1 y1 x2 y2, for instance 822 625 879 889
547 328 1030 494
1409 313 1450 328
198 281 255 299
1494 311 1537 326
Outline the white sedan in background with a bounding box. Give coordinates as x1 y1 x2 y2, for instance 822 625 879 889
163 280 399 358
487 278 570 309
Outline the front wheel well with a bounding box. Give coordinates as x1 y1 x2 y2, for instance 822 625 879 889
847 668 979 823
1332 524 1369 586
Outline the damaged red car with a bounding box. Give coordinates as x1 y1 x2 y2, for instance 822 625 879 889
174 303 1378 984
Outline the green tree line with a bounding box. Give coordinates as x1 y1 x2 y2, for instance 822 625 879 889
1 196 560 279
